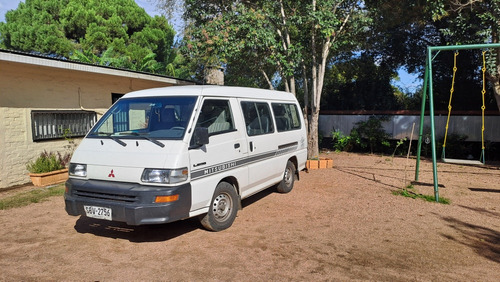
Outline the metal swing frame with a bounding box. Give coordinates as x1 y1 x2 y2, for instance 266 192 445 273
414 43 500 202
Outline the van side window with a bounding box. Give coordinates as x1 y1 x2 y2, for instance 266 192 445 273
195 99 235 135
271 103 302 132
241 101 274 136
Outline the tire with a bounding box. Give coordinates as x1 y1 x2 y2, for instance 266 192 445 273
200 182 239 232
276 160 296 193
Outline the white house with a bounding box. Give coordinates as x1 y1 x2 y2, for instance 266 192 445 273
0 49 195 189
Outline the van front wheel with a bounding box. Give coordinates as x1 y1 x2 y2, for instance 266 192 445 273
200 182 238 232
277 160 295 193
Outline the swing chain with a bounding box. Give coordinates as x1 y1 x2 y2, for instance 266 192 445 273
481 51 486 152
443 51 459 149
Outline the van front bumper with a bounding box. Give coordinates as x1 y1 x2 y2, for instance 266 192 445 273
64 178 192 226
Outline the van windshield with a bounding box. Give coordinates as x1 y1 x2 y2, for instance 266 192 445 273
88 96 197 140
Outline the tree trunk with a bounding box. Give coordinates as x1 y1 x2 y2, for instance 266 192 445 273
493 80 500 111
307 0 319 160
302 61 310 142
308 108 320 159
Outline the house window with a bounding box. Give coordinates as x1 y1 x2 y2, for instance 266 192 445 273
31 110 97 141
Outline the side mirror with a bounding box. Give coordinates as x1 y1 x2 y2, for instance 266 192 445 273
191 127 209 148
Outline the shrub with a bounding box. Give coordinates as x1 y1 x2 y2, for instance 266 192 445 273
331 130 360 152
353 116 391 153
26 151 69 173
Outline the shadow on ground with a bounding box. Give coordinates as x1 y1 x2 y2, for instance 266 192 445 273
440 216 500 263
73 187 275 242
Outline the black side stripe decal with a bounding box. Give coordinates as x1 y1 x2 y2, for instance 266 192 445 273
278 142 298 150
191 144 298 180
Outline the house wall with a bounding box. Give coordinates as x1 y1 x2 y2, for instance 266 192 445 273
0 58 187 189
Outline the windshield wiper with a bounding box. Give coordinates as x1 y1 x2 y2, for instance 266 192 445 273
93 132 127 147
129 132 165 148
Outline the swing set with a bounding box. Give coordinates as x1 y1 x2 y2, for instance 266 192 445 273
414 43 500 202
441 50 487 165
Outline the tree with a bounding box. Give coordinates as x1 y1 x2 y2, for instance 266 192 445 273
430 0 500 111
157 0 367 158
364 0 500 111
322 53 402 111
0 0 177 74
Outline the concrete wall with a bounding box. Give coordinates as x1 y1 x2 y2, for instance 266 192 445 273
319 114 500 142
0 54 192 189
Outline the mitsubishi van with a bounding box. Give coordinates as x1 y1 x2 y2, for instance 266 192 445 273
64 85 307 231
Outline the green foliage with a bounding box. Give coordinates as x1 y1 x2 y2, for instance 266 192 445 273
392 186 450 204
0 185 65 210
177 0 366 86
322 53 402 110
391 137 407 158
364 0 500 112
26 151 69 174
331 130 361 152
0 0 177 74
353 116 391 153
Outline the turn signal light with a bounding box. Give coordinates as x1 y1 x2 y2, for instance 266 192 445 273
155 195 179 203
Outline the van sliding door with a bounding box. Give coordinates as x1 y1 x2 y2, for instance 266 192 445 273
240 101 282 197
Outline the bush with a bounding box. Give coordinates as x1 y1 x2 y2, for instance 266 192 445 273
331 130 360 152
26 151 69 173
353 116 391 153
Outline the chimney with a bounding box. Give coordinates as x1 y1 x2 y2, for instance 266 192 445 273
205 66 224 85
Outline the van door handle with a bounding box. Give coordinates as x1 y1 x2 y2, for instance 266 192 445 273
249 141 253 152
234 143 240 149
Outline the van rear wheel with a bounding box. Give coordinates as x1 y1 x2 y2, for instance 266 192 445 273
200 182 238 232
277 160 295 193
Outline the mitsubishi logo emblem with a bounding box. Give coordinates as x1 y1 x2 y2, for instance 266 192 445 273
108 169 115 178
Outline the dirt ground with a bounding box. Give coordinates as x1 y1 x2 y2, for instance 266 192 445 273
1 152 499 281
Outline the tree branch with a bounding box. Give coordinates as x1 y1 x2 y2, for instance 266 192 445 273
260 69 274 90
448 0 483 12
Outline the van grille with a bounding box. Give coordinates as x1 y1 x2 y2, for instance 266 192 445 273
74 190 138 203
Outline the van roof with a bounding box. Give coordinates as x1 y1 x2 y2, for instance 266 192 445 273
123 85 297 102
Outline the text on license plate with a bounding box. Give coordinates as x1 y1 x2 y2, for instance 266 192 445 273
84 205 112 221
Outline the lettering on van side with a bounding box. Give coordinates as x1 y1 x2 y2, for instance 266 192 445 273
203 162 237 176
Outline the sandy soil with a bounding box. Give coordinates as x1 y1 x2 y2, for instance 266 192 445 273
1 152 499 281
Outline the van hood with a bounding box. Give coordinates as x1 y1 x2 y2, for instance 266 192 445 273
71 138 187 169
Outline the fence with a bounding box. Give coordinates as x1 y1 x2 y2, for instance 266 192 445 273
318 113 500 142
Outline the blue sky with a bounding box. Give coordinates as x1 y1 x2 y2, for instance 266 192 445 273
0 0 421 90
394 68 422 93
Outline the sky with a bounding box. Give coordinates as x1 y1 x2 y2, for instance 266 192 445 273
0 0 421 90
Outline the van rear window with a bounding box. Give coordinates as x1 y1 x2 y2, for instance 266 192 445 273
271 103 302 132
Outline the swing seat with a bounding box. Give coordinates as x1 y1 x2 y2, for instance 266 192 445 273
442 158 484 165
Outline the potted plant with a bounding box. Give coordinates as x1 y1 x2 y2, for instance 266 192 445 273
306 157 333 170
26 151 70 187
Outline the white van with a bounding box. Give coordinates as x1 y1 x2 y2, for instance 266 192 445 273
64 85 307 231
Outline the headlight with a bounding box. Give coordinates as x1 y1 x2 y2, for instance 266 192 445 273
141 168 188 184
69 163 87 177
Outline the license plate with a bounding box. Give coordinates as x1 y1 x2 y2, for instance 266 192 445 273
84 205 112 221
